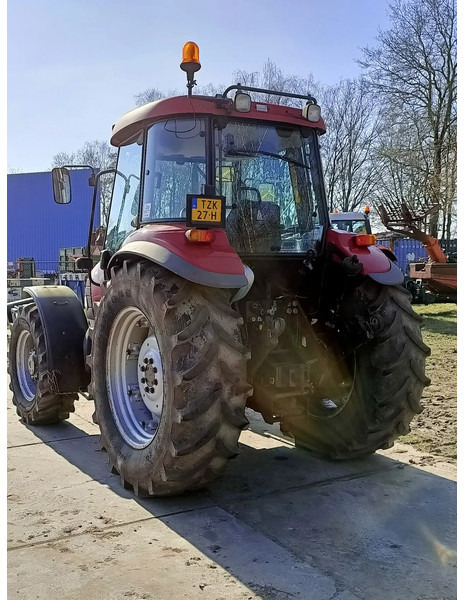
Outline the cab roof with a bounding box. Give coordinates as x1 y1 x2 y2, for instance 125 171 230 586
110 95 326 147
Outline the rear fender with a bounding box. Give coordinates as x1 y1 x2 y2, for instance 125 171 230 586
107 224 248 289
23 286 90 393
326 229 403 285
377 245 397 262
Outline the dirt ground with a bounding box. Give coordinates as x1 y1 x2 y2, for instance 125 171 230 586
397 303 457 466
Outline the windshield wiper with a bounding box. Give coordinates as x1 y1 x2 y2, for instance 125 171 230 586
224 148 309 170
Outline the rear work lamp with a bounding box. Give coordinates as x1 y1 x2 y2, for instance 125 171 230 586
234 92 252 112
303 103 321 122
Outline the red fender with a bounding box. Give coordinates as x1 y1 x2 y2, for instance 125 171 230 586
107 224 248 289
326 229 403 285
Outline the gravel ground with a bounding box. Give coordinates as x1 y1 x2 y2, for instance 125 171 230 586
397 303 457 466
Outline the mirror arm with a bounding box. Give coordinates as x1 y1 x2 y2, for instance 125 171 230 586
59 164 98 186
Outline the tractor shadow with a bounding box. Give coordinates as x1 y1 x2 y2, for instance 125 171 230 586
19 407 458 600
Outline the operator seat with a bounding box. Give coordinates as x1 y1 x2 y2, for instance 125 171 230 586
226 201 281 253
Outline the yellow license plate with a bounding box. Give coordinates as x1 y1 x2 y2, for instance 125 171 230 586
191 197 223 223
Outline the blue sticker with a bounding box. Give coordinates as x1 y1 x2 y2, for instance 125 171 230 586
192 197 197 209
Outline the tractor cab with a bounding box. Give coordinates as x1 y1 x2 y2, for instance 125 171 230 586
103 89 329 264
330 207 372 234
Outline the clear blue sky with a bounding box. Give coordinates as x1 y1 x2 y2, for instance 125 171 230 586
7 0 390 173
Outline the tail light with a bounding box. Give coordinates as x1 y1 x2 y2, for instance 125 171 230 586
185 229 216 243
354 234 377 247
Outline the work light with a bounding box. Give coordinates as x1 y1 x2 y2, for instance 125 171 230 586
234 92 252 112
303 103 321 122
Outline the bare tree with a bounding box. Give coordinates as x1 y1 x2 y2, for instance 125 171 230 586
52 140 117 224
134 88 175 106
320 78 382 212
359 0 457 237
134 83 225 107
234 59 316 106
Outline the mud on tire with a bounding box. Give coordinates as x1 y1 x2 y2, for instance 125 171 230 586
91 260 252 497
283 280 431 458
8 304 77 425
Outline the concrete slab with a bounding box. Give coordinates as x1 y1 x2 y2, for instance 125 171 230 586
214 462 456 600
7 389 457 600
7 423 214 548
9 505 359 600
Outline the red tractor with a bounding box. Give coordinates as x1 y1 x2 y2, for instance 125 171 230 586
8 43 430 497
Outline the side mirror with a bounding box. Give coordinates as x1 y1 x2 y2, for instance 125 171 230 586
52 167 72 204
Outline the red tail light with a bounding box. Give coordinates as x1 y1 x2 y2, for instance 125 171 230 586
185 229 215 243
354 234 377 247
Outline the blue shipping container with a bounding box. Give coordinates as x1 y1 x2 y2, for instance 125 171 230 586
7 170 100 270
392 239 429 275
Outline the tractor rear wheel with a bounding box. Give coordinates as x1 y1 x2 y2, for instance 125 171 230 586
91 260 251 497
282 280 430 458
8 304 77 424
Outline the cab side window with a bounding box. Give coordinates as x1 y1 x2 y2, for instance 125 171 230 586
106 135 143 253
142 119 206 221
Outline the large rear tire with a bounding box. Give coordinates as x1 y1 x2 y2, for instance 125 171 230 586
282 281 431 458
8 304 77 424
91 260 251 497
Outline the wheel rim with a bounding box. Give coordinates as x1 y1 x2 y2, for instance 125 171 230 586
106 307 164 449
16 330 37 403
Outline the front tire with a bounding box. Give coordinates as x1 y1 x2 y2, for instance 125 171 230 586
9 304 77 424
91 261 252 497
282 281 431 458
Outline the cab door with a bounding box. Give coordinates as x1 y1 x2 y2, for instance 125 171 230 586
105 133 143 253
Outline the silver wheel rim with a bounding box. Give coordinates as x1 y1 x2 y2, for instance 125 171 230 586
106 307 164 449
16 330 37 403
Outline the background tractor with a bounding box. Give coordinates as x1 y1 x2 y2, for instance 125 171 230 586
330 206 372 234
8 43 430 497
